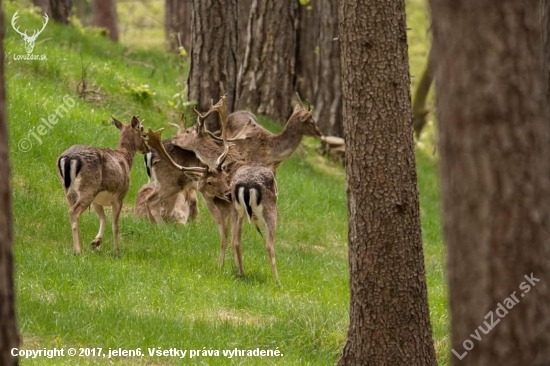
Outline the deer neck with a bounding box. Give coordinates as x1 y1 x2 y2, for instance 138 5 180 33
270 116 303 160
116 132 138 167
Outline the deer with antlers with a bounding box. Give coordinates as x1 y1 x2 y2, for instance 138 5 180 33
56 116 148 254
146 98 281 280
173 99 323 172
12 11 49 54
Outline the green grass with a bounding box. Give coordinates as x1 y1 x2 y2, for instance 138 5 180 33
6 1 447 365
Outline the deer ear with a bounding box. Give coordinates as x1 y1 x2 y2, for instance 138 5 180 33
294 104 302 113
112 117 123 130
184 171 203 181
130 116 141 130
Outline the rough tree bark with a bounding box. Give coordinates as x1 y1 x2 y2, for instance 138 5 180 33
188 0 238 131
165 0 191 52
337 0 436 364
93 0 118 42
0 3 19 365
543 0 550 100
236 0 298 122
313 0 342 137
430 0 550 364
49 0 71 24
295 1 319 102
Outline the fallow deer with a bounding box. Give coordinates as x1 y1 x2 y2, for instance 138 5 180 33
179 100 323 172
227 163 279 280
56 116 148 254
144 126 237 262
141 130 201 225
134 182 197 224
147 103 281 280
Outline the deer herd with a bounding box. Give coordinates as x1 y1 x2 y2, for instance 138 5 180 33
56 96 323 281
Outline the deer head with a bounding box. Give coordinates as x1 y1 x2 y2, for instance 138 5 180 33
12 11 48 54
292 100 323 138
112 116 149 154
145 128 232 201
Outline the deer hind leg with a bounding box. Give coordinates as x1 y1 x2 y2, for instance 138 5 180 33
231 208 245 276
68 198 93 255
111 199 123 253
91 203 107 249
263 209 279 281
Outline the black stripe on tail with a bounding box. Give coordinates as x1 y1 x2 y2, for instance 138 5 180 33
58 157 82 189
237 184 263 236
144 152 152 180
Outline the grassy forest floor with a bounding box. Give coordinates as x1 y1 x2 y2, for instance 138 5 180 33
6 0 446 364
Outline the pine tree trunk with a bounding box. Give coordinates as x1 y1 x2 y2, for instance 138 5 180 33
313 0 342 137
165 0 191 52
295 2 318 102
93 0 118 42
0 3 19 365
430 0 550 364
412 52 433 139
188 0 238 131
33 0 51 14
236 0 298 122
49 0 71 24
337 0 437 364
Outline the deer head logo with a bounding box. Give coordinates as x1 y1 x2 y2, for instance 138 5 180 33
11 11 49 54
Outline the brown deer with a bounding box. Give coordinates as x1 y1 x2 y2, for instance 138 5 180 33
134 182 197 224
56 116 148 254
145 126 237 264
147 103 281 280
228 163 279 280
141 132 202 225
174 100 323 172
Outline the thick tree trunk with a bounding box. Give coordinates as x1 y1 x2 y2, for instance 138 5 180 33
93 0 118 42
338 0 437 364
188 0 238 131
49 0 71 24
430 0 550 364
165 0 191 52
313 0 342 137
33 0 51 14
236 0 298 122
295 2 318 102
0 3 19 365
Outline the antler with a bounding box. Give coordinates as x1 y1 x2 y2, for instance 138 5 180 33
211 95 231 169
205 118 254 143
193 99 218 129
145 128 207 173
11 11 29 39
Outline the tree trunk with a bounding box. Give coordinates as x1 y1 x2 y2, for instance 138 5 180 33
188 0 238 131
49 0 71 24
93 0 119 42
236 0 298 122
543 0 550 100
165 0 191 52
430 0 550 364
337 0 437 364
313 0 342 137
33 0 51 14
0 3 19 365
412 52 433 139
295 1 318 102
